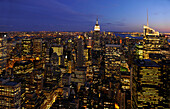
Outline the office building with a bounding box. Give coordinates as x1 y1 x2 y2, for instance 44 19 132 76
52 45 64 66
134 42 144 60
0 78 21 109
143 13 163 60
21 39 32 58
13 60 34 107
0 33 7 75
77 36 84 67
132 59 164 109
33 38 42 58
71 67 86 90
160 60 170 108
105 44 121 79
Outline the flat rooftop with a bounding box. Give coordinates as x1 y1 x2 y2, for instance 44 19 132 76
4 81 19 86
135 59 160 67
0 78 5 81
105 44 121 47
0 78 19 86
75 67 87 71
14 60 32 66
63 73 71 77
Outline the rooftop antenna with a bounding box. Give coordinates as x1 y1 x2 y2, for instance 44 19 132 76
96 16 98 25
147 9 149 26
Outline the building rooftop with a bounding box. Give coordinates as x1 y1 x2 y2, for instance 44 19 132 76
149 53 166 59
63 73 71 77
0 78 19 86
0 78 5 82
120 67 129 72
4 81 19 86
0 33 7 38
14 60 32 66
75 67 87 71
160 60 170 65
135 59 160 67
105 44 121 47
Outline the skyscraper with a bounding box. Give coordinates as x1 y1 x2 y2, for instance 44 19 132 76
21 39 32 58
0 78 21 109
105 44 121 79
143 11 162 60
132 59 164 109
52 45 64 66
0 33 7 75
93 18 101 50
33 38 42 58
143 25 161 59
77 36 84 67
92 18 102 66
160 60 170 108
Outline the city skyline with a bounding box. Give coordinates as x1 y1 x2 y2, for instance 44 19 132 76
1 0 170 32
0 4 169 107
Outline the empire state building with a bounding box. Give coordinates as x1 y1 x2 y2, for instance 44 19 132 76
94 18 100 32
92 18 101 51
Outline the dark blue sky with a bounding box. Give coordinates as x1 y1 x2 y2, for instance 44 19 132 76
0 0 170 32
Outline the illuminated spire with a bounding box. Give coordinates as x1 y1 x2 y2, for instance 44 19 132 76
147 9 149 27
96 17 99 25
143 9 159 36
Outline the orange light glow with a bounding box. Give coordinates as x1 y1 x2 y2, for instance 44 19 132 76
115 103 119 109
120 39 122 44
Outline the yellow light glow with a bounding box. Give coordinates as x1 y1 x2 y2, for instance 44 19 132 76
87 46 91 48
115 103 119 109
36 57 40 60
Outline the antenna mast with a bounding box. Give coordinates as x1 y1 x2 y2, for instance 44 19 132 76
147 9 149 26
96 16 98 25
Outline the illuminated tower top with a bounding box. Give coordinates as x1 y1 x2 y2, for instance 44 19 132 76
143 9 159 36
94 18 100 32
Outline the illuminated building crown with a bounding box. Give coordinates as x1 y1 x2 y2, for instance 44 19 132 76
94 18 100 32
143 9 159 36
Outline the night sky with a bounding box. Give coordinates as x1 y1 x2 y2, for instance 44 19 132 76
0 0 170 32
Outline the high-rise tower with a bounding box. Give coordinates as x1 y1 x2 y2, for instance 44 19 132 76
77 36 84 67
93 18 101 51
143 10 161 60
0 33 7 75
132 59 164 108
92 18 101 65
